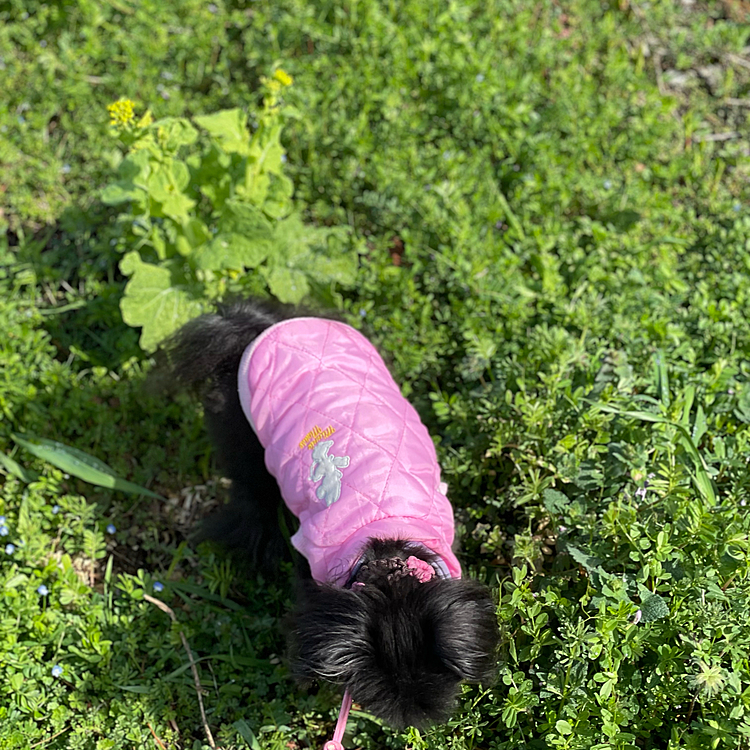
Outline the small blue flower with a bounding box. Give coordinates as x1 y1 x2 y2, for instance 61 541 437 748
280 153 287 163
60 165 70 175
359 308 366 318
153 581 164 593
0 516 5 525
37 585 49 596
51 665 62 678
0 526 8 537
475 73 485 83
733 203 741 212
603 180 612 190
52 505 60 515
106 524 116 535
5 544 15 555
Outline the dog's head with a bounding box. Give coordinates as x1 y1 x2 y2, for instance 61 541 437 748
289 548 498 729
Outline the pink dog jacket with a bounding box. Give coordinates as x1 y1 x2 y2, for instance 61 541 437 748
237 318 461 583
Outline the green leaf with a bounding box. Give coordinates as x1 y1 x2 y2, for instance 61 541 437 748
0 452 38 483
219 200 274 237
101 181 145 207
653 350 670 407
160 191 196 222
119 252 205 351
115 684 152 694
101 151 150 207
641 593 670 622
556 720 573 735
190 201 275 269
175 218 212 257
263 266 310 304
233 720 262 750
681 385 696 429
154 117 198 151
542 488 570 514
146 166 196 221
170 159 191 191
193 233 271 271
11 433 164 499
262 173 294 219
272 212 315 263
565 544 602 572
194 108 249 154
692 404 708 446
193 147 232 209
597 405 716 505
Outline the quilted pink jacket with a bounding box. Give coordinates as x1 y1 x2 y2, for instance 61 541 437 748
237 317 461 583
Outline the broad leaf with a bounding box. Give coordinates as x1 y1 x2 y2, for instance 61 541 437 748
304 253 358 286
11 433 164 499
233 720 262 750
101 150 150 207
154 117 198 152
175 218 211 257
147 166 195 222
195 108 249 154
542 488 570 514
119 252 205 351
565 544 602 572
194 233 271 271
272 212 315 263
0 452 38 483
262 173 294 219
263 266 310 304
641 593 670 622
219 200 274 237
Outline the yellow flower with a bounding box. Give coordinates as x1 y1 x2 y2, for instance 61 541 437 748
273 69 293 87
107 99 136 127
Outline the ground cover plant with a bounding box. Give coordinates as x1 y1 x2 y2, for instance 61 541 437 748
2 0 750 748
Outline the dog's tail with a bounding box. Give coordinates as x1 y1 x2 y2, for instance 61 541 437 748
156 298 299 570
162 298 293 399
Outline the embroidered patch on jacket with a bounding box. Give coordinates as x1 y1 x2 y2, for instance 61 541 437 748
299 424 336 450
309 439 350 506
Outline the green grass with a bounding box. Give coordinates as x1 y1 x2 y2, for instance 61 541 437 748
3 0 750 748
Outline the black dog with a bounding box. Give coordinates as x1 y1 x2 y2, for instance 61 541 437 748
162 299 498 730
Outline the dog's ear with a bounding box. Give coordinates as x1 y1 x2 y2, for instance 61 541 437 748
425 579 499 683
288 582 370 685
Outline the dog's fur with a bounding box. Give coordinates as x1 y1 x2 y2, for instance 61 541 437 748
161 299 498 729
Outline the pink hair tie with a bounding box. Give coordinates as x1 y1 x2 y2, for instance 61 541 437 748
405 556 435 582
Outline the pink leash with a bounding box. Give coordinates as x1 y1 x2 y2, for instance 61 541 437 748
323 689 353 750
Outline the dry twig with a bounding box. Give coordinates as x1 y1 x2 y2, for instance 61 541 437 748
143 594 216 749
147 722 168 750
30 728 70 748
694 131 740 142
727 52 750 71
